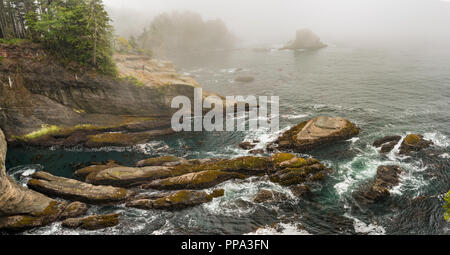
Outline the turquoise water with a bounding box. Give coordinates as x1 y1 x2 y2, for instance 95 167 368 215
6 44 450 234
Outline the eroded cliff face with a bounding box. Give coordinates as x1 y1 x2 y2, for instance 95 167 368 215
0 43 219 147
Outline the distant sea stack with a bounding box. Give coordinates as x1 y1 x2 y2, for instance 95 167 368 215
281 29 327 50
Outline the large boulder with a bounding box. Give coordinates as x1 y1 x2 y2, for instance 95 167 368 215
399 134 433 155
253 189 287 203
27 171 131 204
142 170 246 190
85 166 175 187
373 135 402 153
281 29 327 50
0 129 67 231
274 116 360 152
126 189 224 211
62 213 120 230
353 165 403 203
58 202 88 220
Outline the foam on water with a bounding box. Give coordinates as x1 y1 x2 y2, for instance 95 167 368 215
246 223 311 235
424 132 449 148
344 214 386 235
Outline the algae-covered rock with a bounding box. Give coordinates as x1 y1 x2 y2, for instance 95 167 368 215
27 171 130 204
126 190 223 211
58 202 88 220
269 156 329 186
142 170 246 190
0 129 67 231
85 166 174 187
136 156 185 167
62 213 120 230
275 116 360 152
399 134 433 155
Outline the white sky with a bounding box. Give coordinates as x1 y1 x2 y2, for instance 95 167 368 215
104 0 450 46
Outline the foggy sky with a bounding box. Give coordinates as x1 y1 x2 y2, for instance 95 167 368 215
104 0 450 47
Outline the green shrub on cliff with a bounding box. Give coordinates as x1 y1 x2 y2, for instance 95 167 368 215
27 0 116 75
445 191 450 222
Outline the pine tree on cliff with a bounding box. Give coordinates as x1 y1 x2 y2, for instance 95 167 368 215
28 0 115 74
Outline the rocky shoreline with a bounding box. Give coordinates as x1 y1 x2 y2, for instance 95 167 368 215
0 113 437 232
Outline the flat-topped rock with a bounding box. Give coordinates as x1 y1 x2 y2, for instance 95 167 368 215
126 189 224 211
136 156 186 167
73 160 120 180
275 116 360 152
27 171 130 204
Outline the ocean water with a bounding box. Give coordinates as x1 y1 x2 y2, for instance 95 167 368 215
5 43 450 235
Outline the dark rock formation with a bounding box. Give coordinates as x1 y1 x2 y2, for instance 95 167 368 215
27 171 131 204
126 189 224 211
253 189 287 203
281 29 327 50
373 135 402 153
239 141 256 150
62 213 120 230
399 134 433 155
274 116 360 152
353 165 403 203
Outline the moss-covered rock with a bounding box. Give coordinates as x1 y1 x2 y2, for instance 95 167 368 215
126 190 222 211
399 134 433 155
62 213 120 230
269 154 329 186
27 171 131 204
58 202 88 220
85 129 174 147
142 170 246 190
136 155 185 167
274 116 360 152
253 189 288 203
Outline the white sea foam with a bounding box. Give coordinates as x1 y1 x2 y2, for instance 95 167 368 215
344 214 385 235
424 132 449 148
246 223 311 235
280 113 309 120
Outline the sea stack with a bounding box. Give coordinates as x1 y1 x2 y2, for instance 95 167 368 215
282 29 327 50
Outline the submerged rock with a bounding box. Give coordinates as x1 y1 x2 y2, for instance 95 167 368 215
27 171 130 204
274 116 360 152
234 76 255 83
62 213 120 230
353 165 403 203
142 170 246 190
399 134 433 155
136 156 186 167
0 129 67 231
253 189 287 203
239 141 256 150
373 135 402 153
126 189 224 211
281 29 327 50
85 166 174 187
